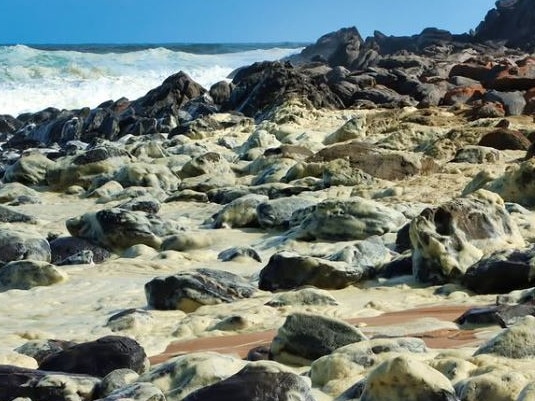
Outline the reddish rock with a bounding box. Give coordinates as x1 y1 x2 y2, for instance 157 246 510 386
478 128 531 150
487 57 535 91
442 84 486 106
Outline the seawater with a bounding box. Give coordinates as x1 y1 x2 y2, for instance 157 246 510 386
0 43 306 116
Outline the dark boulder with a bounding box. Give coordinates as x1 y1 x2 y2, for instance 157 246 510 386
49 236 112 265
225 61 344 118
0 365 100 401
289 27 364 68
39 335 148 377
463 247 535 294
478 128 531 150
130 71 206 118
145 268 257 312
182 363 316 401
475 0 535 51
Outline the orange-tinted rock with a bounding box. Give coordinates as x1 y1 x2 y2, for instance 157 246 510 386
442 84 486 106
487 57 535 91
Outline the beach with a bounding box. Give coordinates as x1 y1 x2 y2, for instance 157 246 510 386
3 2 535 398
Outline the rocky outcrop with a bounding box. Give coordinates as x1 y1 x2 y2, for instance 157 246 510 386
475 0 535 51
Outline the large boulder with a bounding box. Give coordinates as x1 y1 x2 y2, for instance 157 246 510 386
145 268 257 312
0 260 66 290
0 227 51 263
474 159 535 207
259 251 366 291
463 246 535 294
66 208 180 252
39 335 148 377
359 355 457 401
130 71 206 118
0 365 100 401
270 312 367 366
138 352 246 400
290 26 364 67
474 315 535 358
182 362 316 401
225 61 344 118
410 189 524 284
307 140 438 180
3 152 55 186
294 197 406 241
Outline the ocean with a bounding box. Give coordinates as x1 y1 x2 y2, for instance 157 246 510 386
0 43 306 117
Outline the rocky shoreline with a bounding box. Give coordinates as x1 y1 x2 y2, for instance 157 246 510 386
3 1 535 400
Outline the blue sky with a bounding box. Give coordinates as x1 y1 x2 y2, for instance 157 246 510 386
1 0 495 44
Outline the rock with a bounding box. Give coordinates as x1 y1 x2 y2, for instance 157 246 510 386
451 145 502 163
145 268 257 312
487 57 535 91
180 152 233 178
0 204 37 223
259 251 368 291
106 308 154 332
113 162 180 191
39 335 148 377
182 362 316 401
66 208 179 252
270 312 367 366
290 26 363 67
294 197 406 241
96 382 165 401
161 232 213 252
137 352 246 400
46 144 132 190
50 236 111 265
130 71 206 118
311 337 428 389
256 196 317 229
477 159 535 207
225 61 344 118
209 80 232 105
0 365 100 401
323 116 366 145
266 287 338 307
474 316 535 358
0 182 41 205
322 159 379 187
518 382 535 401
307 140 438 180
410 189 524 284
358 355 457 401
478 128 531 150
15 339 77 364
3 152 55 186
484 90 527 116
455 370 528 401
217 246 262 262
212 194 268 228
476 0 535 53
0 227 51 263
442 84 486 106
463 246 535 294
0 260 66 290
95 368 139 398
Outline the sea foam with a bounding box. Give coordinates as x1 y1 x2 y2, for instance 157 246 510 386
0 44 302 116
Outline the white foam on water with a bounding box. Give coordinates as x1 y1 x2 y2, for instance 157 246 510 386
0 44 302 116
